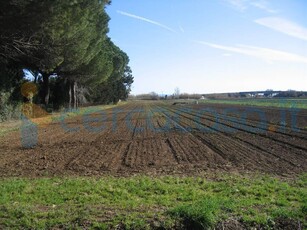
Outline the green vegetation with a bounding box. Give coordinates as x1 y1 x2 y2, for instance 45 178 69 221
0 122 21 137
0 174 306 229
0 91 22 122
0 103 124 137
200 98 307 109
168 198 223 229
50 102 126 123
0 0 133 121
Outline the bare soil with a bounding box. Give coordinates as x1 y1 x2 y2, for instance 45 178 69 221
0 101 306 177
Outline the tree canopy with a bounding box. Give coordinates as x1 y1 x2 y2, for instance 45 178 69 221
0 0 133 118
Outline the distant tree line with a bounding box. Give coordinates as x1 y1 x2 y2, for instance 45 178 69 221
0 0 133 121
208 90 307 99
276 90 307 98
130 92 202 101
130 90 307 101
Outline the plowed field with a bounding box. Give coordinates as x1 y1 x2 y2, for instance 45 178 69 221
1 102 306 177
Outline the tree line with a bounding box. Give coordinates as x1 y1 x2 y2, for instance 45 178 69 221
0 0 133 120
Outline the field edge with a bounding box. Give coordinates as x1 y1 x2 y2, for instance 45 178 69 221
0 173 306 229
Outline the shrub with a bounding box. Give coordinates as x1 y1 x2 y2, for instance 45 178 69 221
0 91 21 122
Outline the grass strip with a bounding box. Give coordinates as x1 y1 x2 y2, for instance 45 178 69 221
0 173 306 229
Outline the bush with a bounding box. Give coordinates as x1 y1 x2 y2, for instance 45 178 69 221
0 91 21 122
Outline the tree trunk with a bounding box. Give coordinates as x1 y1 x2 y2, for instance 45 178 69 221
42 72 50 107
73 81 77 110
69 80 72 111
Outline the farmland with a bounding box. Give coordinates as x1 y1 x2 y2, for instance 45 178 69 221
0 101 307 229
199 98 307 110
1 101 306 177
2 1 306 229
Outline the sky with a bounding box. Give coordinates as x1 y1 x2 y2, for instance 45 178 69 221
106 0 307 95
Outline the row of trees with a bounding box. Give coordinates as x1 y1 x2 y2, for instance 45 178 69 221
0 0 133 119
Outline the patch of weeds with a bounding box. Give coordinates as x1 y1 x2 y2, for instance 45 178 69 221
168 197 227 229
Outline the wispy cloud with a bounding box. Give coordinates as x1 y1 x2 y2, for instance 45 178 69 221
196 41 307 64
117 10 176 33
255 17 307 41
225 0 248 11
224 0 277 13
179 24 185 33
250 0 278 13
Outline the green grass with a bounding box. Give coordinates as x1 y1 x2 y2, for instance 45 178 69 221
0 126 20 137
168 197 223 229
200 98 307 109
0 103 125 137
0 121 21 137
0 174 306 229
51 103 126 122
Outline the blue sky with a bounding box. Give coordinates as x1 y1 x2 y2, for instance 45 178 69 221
106 0 307 94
